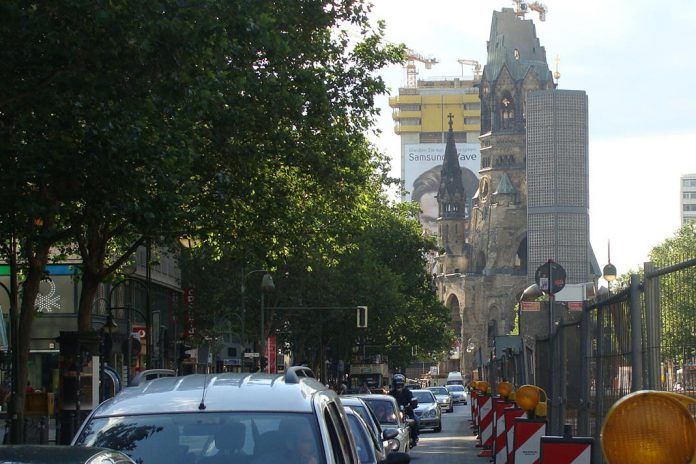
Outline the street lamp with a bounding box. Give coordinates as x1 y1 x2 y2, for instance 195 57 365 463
603 240 617 292
519 283 543 336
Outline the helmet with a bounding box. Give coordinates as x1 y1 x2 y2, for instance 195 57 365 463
392 374 405 388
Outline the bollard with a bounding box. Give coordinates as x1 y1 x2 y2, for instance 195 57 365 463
512 417 547 464
504 406 527 464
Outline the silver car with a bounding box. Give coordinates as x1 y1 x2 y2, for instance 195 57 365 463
410 389 442 432
427 386 453 413
72 367 360 464
358 394 412 454
446 384 468 404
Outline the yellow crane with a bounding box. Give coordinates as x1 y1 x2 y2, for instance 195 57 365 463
404 48 438 88
457 59 482 81
512 0 548 21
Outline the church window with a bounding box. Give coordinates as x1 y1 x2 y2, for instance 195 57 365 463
501 95 514 129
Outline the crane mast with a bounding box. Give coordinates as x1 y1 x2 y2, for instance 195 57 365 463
404 48 438 88
512 0 548 21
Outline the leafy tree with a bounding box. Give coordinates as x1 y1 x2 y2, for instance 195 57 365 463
649 223 696 363
0 0 402 441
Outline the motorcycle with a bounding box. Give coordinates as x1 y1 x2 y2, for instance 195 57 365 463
401 399 419 448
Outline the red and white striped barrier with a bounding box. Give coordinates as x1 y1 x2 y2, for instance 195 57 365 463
540 436 593 464
503 407 527 464
471 390 479 429
513 418 547 464
477 393 494 456
492 400 512 463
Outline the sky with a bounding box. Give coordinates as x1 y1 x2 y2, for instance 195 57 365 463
367 0 696 280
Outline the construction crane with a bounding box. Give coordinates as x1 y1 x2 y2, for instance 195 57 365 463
457 59 482 81
512 1 548 21
404 48 438 88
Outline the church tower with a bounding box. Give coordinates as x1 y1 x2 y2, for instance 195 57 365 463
437 114 469 275
436 8 555 378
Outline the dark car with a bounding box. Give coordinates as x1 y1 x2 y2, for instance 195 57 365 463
343 407 409 464
0 445 135 464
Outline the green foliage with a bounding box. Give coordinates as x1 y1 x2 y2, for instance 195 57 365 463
649 223 696 362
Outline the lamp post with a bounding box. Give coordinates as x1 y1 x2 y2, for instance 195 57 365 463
107 278 149 384
241 270 275 371
519 283 543 336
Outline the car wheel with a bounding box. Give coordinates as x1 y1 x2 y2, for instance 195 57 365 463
434 422 442 433
448 406 454 413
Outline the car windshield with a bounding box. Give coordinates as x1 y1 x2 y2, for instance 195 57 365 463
362 399 398 425
429 387 449 395
75 412 326 464
413 391 435 403
447 385 464 392
346 413 378 464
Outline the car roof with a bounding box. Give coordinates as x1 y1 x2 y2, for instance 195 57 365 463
0 445 134 463
92 367 330 417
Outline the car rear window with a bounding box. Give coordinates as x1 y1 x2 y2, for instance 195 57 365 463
429 387 448 395
362 399 398 425
75 412 326 464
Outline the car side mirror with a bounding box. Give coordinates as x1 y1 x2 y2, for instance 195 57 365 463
382 451 410 464
382 428 399 440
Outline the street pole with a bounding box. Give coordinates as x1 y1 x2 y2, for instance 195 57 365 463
8 231 19 444
260 291 265 372
145 238 152 368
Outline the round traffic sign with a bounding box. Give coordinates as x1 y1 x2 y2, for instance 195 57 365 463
534 260 566 295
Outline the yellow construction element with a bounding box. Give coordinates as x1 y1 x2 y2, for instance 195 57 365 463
601 390 696 464
515 384 548 416
496 381 513 399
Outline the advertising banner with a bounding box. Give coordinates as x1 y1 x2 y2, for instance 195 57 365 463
404 143 480 234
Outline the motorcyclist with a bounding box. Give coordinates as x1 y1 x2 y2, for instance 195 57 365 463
388 373 419 446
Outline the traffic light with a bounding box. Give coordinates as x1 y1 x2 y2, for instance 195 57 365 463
356 306 368 328
178 339 192 363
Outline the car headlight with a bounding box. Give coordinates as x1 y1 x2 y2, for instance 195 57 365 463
426 408 436 418
388 438 401 451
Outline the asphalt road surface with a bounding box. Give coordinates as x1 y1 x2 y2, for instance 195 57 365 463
409 402 486 463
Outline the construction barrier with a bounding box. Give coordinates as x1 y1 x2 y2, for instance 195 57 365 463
471 389 479 431
540 436 594 464
477 393 494 456
512 418 547 464
492 400 513 463
503 407 527 464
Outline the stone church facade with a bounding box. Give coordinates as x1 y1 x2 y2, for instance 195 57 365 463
434 8 556 377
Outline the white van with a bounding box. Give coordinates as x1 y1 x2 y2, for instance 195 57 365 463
446 371 464 386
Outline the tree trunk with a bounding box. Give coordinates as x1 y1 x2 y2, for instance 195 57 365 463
9 243 50 443
77 270 102 332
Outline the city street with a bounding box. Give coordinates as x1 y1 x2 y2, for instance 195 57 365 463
410 403 485 463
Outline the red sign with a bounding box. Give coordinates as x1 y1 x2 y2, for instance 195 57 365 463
567 301 583 312
267 335 277 374
521 301 541 312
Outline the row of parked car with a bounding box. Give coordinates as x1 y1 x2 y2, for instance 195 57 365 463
0 367 419 464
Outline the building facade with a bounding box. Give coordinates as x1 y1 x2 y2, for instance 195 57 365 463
389 77 482 237
681 174 696 225
526 89 590 285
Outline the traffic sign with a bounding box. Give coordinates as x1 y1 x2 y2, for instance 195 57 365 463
534 260 566 295
244 352 260 358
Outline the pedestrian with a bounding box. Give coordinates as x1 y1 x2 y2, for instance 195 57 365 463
359 382 370 394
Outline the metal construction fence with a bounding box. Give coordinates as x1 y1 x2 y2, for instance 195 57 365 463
479 256 696 463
